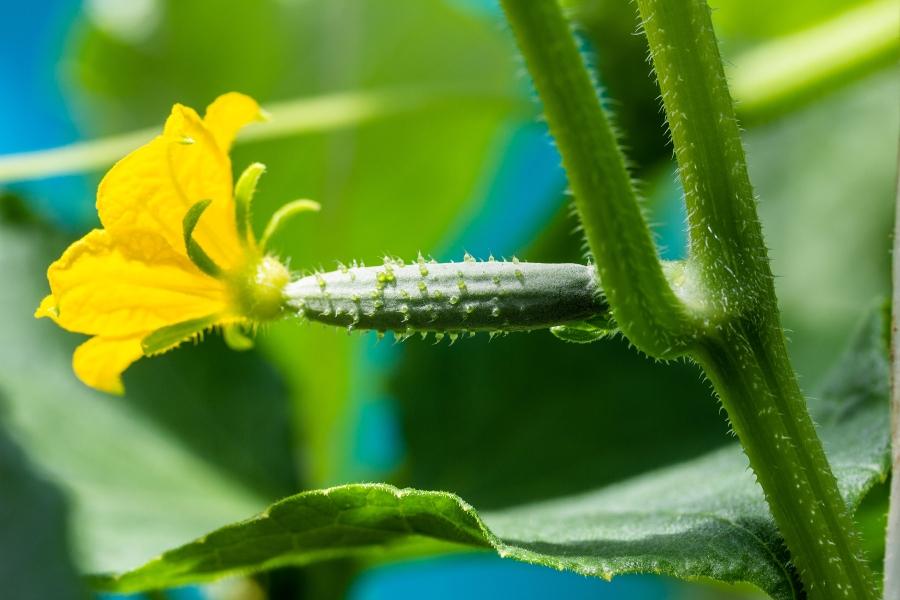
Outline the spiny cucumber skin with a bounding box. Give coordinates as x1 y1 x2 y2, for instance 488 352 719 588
284 260 605 334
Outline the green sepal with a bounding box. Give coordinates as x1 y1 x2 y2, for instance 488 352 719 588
141 315 221 356
259 199 320 250
182 199 222 277
234 162 266 246
223 324 254 351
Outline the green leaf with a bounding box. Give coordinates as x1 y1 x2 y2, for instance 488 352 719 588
90 307 890 599
747 71 897 383
0 414 86 600
90 484 493 592
0 219 296 573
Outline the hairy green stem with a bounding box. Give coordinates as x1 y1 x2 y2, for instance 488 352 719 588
635 0 878 596
284 258 606 335
499 0 696 359
884 154 900 598
696 323 876 598
636 0 769 318
500 0 877 596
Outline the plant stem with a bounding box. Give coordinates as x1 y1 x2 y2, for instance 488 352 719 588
501 0 878 596
0 86 519 184
884 157 900 598
499 0 696 359
636 0 769 319
696 323 877 599
635 0 877 596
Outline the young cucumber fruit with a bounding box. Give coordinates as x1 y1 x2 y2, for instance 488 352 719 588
284 257 607 335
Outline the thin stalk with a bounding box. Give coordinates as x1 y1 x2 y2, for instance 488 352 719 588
499 0 696 359
884 157 900 597
635 0 878 596
0 86 519 184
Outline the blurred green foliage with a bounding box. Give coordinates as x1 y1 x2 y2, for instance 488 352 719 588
0 0 896 597
66 0 521 486
748 71 897 382
0 402 85 600
711 0 876 48
393 210 729 508
0 215 281 573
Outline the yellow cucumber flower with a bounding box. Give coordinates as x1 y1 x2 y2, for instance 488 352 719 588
35 92 317 394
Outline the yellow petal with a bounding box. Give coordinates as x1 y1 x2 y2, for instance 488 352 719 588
73 335 145 395
203 92 264 152
46 229 230 337
97 103 243 270
35 294 59 321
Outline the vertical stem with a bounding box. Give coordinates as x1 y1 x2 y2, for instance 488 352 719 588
499 0 695 359
635 0 878 597
884 162 900 597
501 0 879 596
697 322 877 599
636 0 770 318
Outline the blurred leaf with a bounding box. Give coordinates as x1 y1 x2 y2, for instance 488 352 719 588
748 71 897 383
393 330 728 509
0 192 43 225
0 407 86 600
390 206 726 508
69 0 290 132
123 338 299 499
0 218 294 573
855 478 889 572
710 0 875 50
726 0 899 125
565 0 668 170
91 484 492 592
67 0 521 486
90 306 890 599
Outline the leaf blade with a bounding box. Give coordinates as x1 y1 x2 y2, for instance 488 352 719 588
90 484 495 592
89 308 890 600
